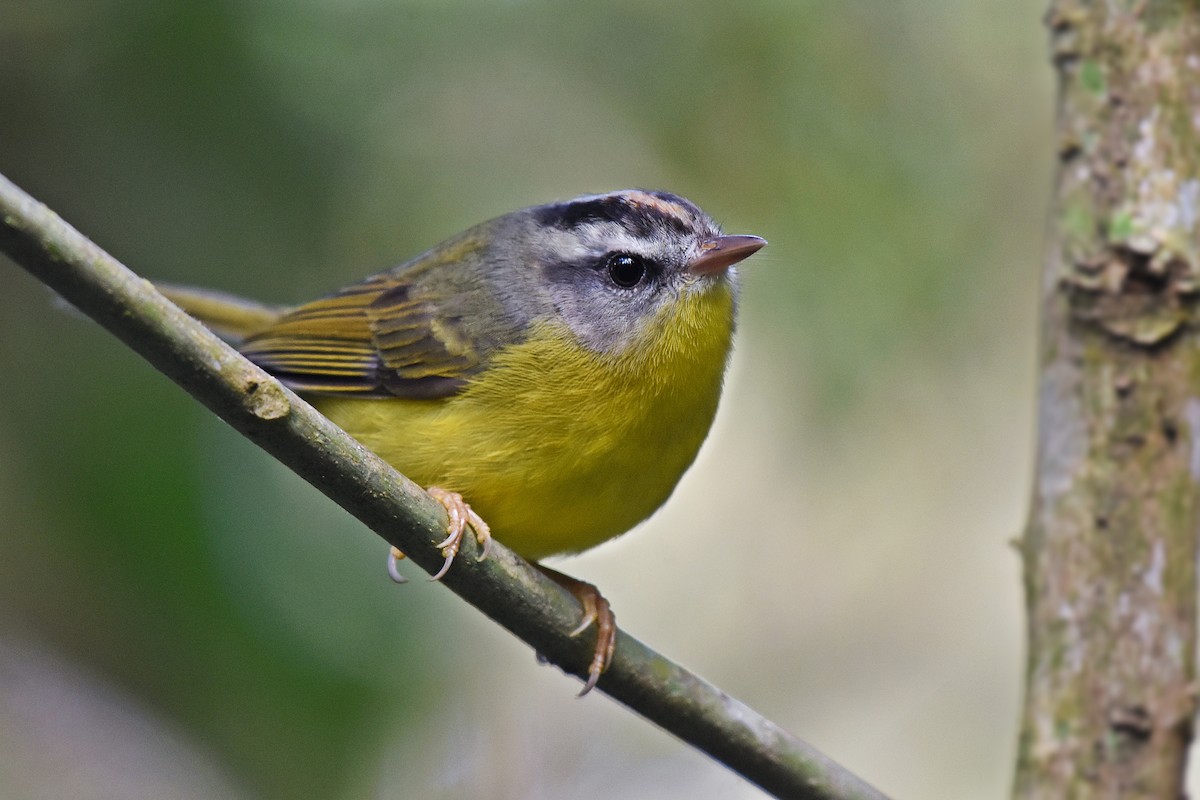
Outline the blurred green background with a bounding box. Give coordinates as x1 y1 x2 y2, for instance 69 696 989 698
0 2 1060 798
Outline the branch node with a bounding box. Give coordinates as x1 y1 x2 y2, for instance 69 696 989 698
241 373 291 421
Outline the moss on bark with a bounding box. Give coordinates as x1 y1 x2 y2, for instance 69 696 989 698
1016 2 1200 797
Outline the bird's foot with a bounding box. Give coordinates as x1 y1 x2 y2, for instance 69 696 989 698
386 487 491 583
537 565 617 696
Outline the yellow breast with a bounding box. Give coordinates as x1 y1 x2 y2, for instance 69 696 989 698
316 282 736 560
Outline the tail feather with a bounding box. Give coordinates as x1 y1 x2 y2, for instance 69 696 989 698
157 283 288 343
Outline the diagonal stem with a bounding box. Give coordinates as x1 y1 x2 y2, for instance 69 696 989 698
0 171 890 800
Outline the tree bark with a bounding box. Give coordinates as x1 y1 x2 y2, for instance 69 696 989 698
1015 2 1200 797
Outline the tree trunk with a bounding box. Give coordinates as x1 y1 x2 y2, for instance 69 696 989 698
1015 2 1200 798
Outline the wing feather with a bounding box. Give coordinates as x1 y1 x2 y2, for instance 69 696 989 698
239 274 482 399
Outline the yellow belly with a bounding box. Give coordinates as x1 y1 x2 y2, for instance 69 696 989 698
315 284 735 560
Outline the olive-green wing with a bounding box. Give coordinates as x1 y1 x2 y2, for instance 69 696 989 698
239 273 482 399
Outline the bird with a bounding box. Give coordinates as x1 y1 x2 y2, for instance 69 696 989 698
160 189 765 693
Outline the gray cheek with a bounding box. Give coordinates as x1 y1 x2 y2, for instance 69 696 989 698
551 281 659 356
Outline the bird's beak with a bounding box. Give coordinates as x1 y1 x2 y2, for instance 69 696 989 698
689 235 767 276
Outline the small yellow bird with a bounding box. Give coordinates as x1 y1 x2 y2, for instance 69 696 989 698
162 189 765 692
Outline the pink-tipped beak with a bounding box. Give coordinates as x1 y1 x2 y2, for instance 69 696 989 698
689 234 767 276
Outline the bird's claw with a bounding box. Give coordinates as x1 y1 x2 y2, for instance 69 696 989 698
384 487 492 584
426 486 491 581
537 566 617 696
387 547 409 584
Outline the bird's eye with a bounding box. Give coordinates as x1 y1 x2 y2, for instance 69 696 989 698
605 253 648 289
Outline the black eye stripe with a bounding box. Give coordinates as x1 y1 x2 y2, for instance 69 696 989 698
534 196 691 237
540 251 660 293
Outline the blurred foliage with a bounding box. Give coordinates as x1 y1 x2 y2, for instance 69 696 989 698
1 1 1053 798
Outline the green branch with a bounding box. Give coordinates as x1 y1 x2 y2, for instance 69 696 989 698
0 171 889 800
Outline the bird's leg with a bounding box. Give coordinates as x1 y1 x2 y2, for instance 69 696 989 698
536 565 617 696
386 486 492 583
